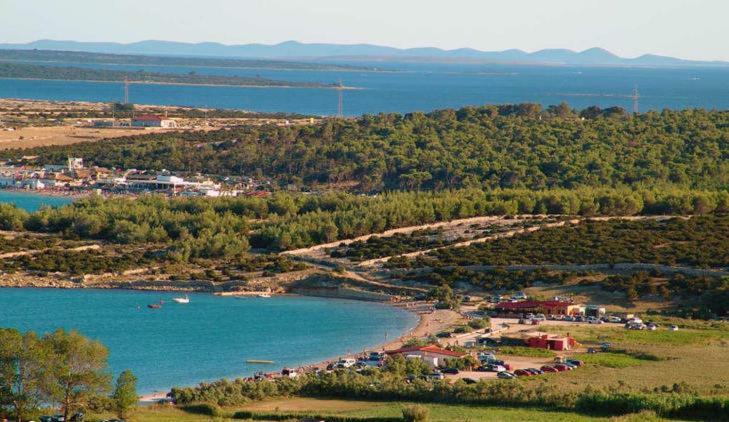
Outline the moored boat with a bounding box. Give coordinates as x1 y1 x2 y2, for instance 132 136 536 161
172 295 190 304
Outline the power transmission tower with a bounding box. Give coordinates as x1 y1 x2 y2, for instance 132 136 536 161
123 78 130 104
336 79 344 118
631 85 640 114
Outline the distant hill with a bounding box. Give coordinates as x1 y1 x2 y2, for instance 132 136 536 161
1 40 727 67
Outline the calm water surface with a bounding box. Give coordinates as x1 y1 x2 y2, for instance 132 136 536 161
2 61 728 115
0 190 73 211
0 288 417 393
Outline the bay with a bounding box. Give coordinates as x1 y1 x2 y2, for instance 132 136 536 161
0 288 418 394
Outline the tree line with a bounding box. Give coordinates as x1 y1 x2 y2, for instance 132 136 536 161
0 188 727 261
3 104 728 192
0 328 136 422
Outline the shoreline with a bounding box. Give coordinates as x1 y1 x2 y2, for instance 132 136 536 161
0 284 445 402
0 76 362 90
138 303 436 403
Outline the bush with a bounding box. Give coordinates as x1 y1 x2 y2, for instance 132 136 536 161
467 318 489 329
181 402 224 417
402 405 429 422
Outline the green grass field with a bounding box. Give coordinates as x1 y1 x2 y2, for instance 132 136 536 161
94 399 673 421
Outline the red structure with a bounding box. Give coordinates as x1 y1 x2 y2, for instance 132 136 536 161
525 333 577 351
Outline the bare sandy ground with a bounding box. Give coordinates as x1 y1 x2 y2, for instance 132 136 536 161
0 125 154 150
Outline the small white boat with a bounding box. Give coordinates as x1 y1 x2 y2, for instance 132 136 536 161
172 295 190 304
257 293 271 298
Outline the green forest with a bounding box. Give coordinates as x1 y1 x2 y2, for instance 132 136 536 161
4 104 728 191
0 188 726 260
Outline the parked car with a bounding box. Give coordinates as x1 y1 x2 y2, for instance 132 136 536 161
441 367 460 375
514 369 532 377
436 331 453 338
337 358 357 368
429 371 445 380
646 323 659 331
527 368 544 375
587 316 604 324
669 325 679 331
533 314 546 321
497 371 516 379
540 365 559 373
608 316 622 323
566 359 584 367
553 364 572 371
478 352 497 362
485 363 506 372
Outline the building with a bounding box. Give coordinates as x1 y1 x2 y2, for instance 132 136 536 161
503 332 578 351
524 333 577 351
494 300 582 316
585 305 607 318
385 345 466 368
131 114 178 128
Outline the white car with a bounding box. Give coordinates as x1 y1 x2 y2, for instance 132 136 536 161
337 358 356 368
608 316 622 323
532 314 546 321
587 317 604 324
669 325 679 331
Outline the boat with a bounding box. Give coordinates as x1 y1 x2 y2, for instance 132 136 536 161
246 359 275 364
172 295 190 304
257 293 271 298
147 303 162 309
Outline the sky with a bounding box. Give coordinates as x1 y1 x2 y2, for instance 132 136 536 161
1 0 728 61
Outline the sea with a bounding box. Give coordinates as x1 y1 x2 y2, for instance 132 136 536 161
0 288 418 393
0 190 73 211
1 60 729 115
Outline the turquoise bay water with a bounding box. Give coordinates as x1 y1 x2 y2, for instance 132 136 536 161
0 288 417 393
0 191 73 211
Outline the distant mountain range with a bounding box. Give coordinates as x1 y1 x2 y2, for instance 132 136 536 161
1 40 726 67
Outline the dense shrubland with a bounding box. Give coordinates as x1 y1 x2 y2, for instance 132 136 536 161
402 216 729 269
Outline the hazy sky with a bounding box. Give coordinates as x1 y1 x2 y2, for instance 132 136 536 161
2 0 728 61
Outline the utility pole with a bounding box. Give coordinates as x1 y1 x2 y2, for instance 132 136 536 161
631 85 640 114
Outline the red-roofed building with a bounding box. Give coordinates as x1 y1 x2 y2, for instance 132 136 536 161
494 300 582 316
132 114 177 128
385 345 466 367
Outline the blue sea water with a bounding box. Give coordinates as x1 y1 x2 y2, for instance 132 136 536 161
0 190 73 211
2 60 729 115
0 288 418 393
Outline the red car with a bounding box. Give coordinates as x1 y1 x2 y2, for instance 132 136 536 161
540 365 559 373
514 369 532 377
553 364 572 372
